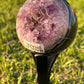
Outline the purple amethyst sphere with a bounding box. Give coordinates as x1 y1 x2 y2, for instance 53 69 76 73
16 0 77 54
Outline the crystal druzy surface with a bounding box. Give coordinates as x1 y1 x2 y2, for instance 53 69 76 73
16 0 69 53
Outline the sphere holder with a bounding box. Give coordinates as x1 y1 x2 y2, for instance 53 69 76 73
31 53 59 84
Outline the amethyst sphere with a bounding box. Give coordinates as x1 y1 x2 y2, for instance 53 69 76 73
16 0 77 54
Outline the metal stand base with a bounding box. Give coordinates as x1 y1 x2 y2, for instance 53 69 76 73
32 53 59 84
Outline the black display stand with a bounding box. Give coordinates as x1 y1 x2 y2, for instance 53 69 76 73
32 53 59 84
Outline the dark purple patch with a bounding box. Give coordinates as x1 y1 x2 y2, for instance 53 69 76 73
26 16 31 24
51 23 55 30
31 18 38 26
30 28 34 31
36 13 41 17
41 8 46 14
47 4 58 15
37 36 42 40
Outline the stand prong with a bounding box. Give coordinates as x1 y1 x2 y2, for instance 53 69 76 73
32 53 59 84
